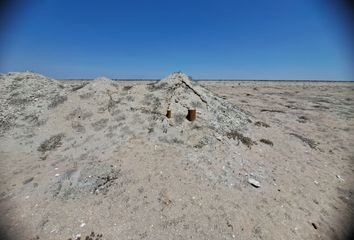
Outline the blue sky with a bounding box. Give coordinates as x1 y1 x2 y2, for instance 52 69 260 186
0 0 352 80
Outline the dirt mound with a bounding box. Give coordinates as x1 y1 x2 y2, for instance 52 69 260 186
0 72 252 144
149 72 251 136
0 72 70 135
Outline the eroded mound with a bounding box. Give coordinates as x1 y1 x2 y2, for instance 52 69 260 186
0 71 253 147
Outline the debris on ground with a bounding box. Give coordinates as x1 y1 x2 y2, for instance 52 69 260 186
247 178 261 188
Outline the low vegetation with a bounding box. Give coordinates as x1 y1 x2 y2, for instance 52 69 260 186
254 121 270 128
260 109 285 113
48 95 67 108
123 85 133 91
260 138 273 146
174 113 186 125
37 133 65 153
71 83 88 91
191 101 203 108
226 131 256 148
289 133 318 149
67 231 104 240
297 116 308 123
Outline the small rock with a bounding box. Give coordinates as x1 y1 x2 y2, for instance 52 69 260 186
23 177 34 185
80 222 86 227
336 175 344 182
248 178 260 188
312 222 318 229
55 173 60 177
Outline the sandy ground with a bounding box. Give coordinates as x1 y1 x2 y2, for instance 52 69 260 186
0 73 353 240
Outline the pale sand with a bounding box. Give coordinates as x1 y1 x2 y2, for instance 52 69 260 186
0 72 353 240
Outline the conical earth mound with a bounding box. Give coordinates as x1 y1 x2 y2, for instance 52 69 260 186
1 71 254 149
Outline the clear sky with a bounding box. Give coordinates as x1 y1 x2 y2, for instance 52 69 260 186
0 0 353 80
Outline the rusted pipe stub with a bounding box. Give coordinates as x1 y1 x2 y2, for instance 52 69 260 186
187 109 196 121
166 109 172 118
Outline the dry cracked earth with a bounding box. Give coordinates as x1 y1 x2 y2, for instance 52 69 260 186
0 72 353 240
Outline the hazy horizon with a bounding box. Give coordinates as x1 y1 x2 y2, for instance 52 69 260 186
1 70 354 82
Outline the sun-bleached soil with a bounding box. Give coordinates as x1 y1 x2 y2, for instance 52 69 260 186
0 72 353 240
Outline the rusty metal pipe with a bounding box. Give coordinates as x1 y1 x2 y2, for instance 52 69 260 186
166 109 172 118
187 109 196 121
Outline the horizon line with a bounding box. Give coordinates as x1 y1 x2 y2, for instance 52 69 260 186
57 78 354 82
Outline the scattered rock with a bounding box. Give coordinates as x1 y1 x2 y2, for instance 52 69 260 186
336 175 344 182
22 177 34 185
248 178 261 188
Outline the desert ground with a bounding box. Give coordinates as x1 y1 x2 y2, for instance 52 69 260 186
0 72 353 240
